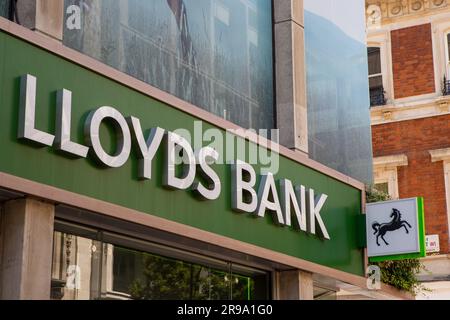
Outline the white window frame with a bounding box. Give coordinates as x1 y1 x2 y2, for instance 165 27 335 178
373 154 408 199
445 31 450 79
431 19 450 97
367 33 394 105
368 46 384 106
430 148 450 244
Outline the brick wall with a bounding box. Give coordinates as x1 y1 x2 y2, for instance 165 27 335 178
391 23 436 99
372 115 450 254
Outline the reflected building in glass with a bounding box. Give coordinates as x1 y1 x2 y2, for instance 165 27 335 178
51 227 269 300
304 0 373 184
64 0 274 131
61 0 373 184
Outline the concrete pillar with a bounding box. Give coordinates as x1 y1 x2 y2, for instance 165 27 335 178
0 198 55 300
16 0 64 40
274 0 308 154
278 270 314 300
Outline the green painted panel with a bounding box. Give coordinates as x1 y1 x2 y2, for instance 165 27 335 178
0 31 365 276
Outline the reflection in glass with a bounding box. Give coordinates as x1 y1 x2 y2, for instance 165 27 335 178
63 0 274 130
51 231 102 300
51 230 268 300
0 0 10 18
110 246 256 300
304 0 374 184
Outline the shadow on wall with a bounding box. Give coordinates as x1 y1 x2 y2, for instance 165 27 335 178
305 10 373 185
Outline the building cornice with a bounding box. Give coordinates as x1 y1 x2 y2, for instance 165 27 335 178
371 95 450 125
373 154 409 168
366 0 450 27
430 148 450 162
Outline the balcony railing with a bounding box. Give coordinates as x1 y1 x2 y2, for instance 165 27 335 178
370 87 387 107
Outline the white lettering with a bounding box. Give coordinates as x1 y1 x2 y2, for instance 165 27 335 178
55 89 89 158
309 189 330 239
163 132 196 190
18 74 55 146
192 147 221 200
231 160 258 213
280 179 307 231
257 173 284 225
127 116 164 180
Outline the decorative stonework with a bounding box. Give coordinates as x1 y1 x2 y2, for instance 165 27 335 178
371 95 450 125
366 0 448 25
382 110 394 120
438 98 450 113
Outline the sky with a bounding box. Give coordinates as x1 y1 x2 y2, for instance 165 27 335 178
304 0 367 44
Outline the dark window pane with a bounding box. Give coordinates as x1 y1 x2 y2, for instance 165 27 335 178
191 266 230 300
369 75 383 89
0 0 10 18
114 248 192 300
370 86 385 107
374 182 389 195
447 33 450 62
52 229 269 300
232 274 253 300
368 47 381 75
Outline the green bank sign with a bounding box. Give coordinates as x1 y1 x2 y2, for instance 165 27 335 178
0 31 365 275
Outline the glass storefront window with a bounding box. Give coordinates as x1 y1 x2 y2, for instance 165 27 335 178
51 227 269 300
63 0 274 130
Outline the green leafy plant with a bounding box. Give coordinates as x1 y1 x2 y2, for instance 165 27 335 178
366 186 428 296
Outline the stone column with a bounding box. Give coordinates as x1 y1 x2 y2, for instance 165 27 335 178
0 198 55 300
16 0 64 40
278 270 314 300
274 0 308 154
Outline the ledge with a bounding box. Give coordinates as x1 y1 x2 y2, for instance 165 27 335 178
373 154 408 168
371 95 450 125
430 148 450 162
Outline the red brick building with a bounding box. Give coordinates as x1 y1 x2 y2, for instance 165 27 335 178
367 0 450 299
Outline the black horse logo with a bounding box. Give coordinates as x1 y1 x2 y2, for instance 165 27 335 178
372 208 412 246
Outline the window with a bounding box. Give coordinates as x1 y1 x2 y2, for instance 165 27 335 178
373 154 408 200
368 47 386 107
374 182 389 195
444 33 450 95
51 223 270 300
446 33 450 71
0 0 10 19
63 0 274 130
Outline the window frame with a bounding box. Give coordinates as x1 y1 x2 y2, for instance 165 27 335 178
445 31 450 78
367 33 394 105
368 46 385 107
